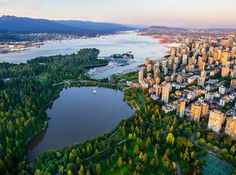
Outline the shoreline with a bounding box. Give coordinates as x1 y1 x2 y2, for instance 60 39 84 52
0 30 136 56
26 83 132 163
0 31 164 65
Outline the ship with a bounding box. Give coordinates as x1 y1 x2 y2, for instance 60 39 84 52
93 87 97 94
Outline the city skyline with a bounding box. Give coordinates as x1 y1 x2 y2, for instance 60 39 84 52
1 0 236 28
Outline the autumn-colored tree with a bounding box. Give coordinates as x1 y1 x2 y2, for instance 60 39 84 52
123 145 128 157
95 163 102 175
145 137 151 148
134 144 140 155
117 157 123 168
166 133 175 146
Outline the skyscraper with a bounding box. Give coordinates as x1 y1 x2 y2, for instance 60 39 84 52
208 110 226 132
221 67 230 77
219 85 226 95
161 83 172 103
138 69 144 83
198 57 205 71
190 102 202 121
202 103 209 117
225 117 236 139
179 99 186 117
147 64 152 72
230 79 236 89
198 71 206 86
155 85 162 97
145 58 150 66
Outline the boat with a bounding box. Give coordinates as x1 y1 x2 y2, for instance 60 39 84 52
93 87 96 94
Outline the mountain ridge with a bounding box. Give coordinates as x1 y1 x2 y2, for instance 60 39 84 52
0 15 134 34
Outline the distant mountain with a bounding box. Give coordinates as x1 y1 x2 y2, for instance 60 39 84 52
0 16 81 33
204 28 236 32
142 26 188 33
0 15 134 34
142 25 236 33
55 20 134 32
150 26 186 30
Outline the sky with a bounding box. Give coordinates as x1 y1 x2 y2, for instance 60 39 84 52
0 0 236 28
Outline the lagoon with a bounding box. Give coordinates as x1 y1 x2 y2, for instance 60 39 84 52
27 87 134 162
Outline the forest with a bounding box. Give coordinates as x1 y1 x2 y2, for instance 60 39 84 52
0 48 107 175
0 48 235 175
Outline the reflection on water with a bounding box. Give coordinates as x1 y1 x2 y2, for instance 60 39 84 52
27 87 134 162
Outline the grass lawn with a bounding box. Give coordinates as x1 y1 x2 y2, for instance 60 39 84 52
37 73 50 83
114 72 138 82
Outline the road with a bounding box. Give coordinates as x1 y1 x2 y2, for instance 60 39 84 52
176 161 182 175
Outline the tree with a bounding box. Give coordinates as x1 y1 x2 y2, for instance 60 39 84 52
133 133 137 140
183 148 189 161
86 144 92 155
223 136 232 147
143 153 148 163
69 149 77 162
221 148 228 155
95 149 99 157
183 127 192 138
198 138 206 146
213 146 219 153
139 152 144 161
34 169 41 175
0 49 109 175
150 158 155 167
206 131 214 140
86 170 91 175
206 143 212 150
106 160 110 167
78 165 84 175
155 131 160 142
190 151 195 159
128 133 133 140
58 165 64 174
128 158 132 168
166 133 175 146
123 145 128 157
151 115 156 122
172 162 176 170
76 157 81 167
117 157 123 168
145 137 151 148
162 153 170 169
134 144 140 155
67 170 73 175
194 132 201 140
95 163 102 175
230 145 235 155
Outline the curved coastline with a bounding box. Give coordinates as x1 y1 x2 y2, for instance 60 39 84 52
26 84 134 163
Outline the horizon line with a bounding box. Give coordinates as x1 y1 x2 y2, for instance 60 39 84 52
1 15 236 30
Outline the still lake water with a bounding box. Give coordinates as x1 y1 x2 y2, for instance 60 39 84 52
0 31 166 78
27 87 134 162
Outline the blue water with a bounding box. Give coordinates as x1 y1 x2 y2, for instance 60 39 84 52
27 87 134 162
0 31 166 78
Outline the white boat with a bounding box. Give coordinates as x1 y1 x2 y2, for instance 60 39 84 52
93 87 96 94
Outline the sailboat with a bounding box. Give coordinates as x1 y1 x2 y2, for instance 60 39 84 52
93 87 97 94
